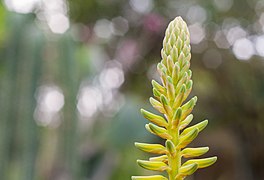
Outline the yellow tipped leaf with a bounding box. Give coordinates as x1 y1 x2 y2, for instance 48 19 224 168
135 142 167 154
141 109 168 127
181 96 197 120
182 156 217 169
178 128 199 149
137 160 169 172
132 175 168 180
153 88 162 98
178 163 198 177
149 97 166 114
179 114 193 130
149 155 168 163
173 84 186 109
147 123 172 140
167 55 174 74
166 77 175 100
181 147 209 158
166 140 176 157
160 95 172 116
184 80 193 100
152 80 166 95
181 96 197 112
172 108 182 128
181 120 208 136
172 62 180 84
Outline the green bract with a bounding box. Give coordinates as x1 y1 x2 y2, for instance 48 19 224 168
132 16 217 180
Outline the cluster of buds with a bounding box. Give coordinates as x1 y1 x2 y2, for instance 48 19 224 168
132 17 217 180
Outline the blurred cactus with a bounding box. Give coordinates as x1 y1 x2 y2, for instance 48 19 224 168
132 17 217 180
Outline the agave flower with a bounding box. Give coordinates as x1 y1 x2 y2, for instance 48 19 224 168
132 17 217 180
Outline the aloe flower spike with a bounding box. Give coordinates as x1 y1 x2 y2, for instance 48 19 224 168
132 16 217 180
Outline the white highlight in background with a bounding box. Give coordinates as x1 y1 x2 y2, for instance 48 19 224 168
233 38 254 60
189 23 205 44
255 35 264 57
4 0 39 14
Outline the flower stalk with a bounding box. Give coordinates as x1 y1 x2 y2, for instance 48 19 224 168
132 16 217 180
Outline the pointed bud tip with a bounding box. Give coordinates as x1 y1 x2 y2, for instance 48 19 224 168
145 124 150 129
212 156 217 162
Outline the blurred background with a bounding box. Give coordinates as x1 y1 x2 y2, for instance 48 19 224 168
0 0 264 179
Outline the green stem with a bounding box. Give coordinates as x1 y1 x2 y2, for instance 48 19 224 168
168 123 181 179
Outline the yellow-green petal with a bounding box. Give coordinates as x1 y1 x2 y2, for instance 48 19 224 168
141 109 168 127
181 120 208 136
137 160 169 172
173 84 186 109
135 142 167 154
160 95 172 116
152 80 166 95
166 140 176 157
178 128 199 149
132 175 168 180
172 107 182 128
182 156 217 169
179 114 193 130
149 155 168 163
149 97 166 114
179 163 198 176
181 96 197 120
181 147 209 158
148 123 172 140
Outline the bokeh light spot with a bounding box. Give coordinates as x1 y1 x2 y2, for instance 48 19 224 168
255 35 264 57
226 26 247 45
99 65 124 89
110 16 129 36
214 30 230 49
129 0 153 14
186 5 207 24
48 13 70 34
213 0 233 12
77 86 102 118
34 85 64 127
4 0 39 14
233 38 254 60
94 19 112 39
189 23 205 44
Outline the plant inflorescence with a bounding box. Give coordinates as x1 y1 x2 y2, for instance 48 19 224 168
132 16 217 180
